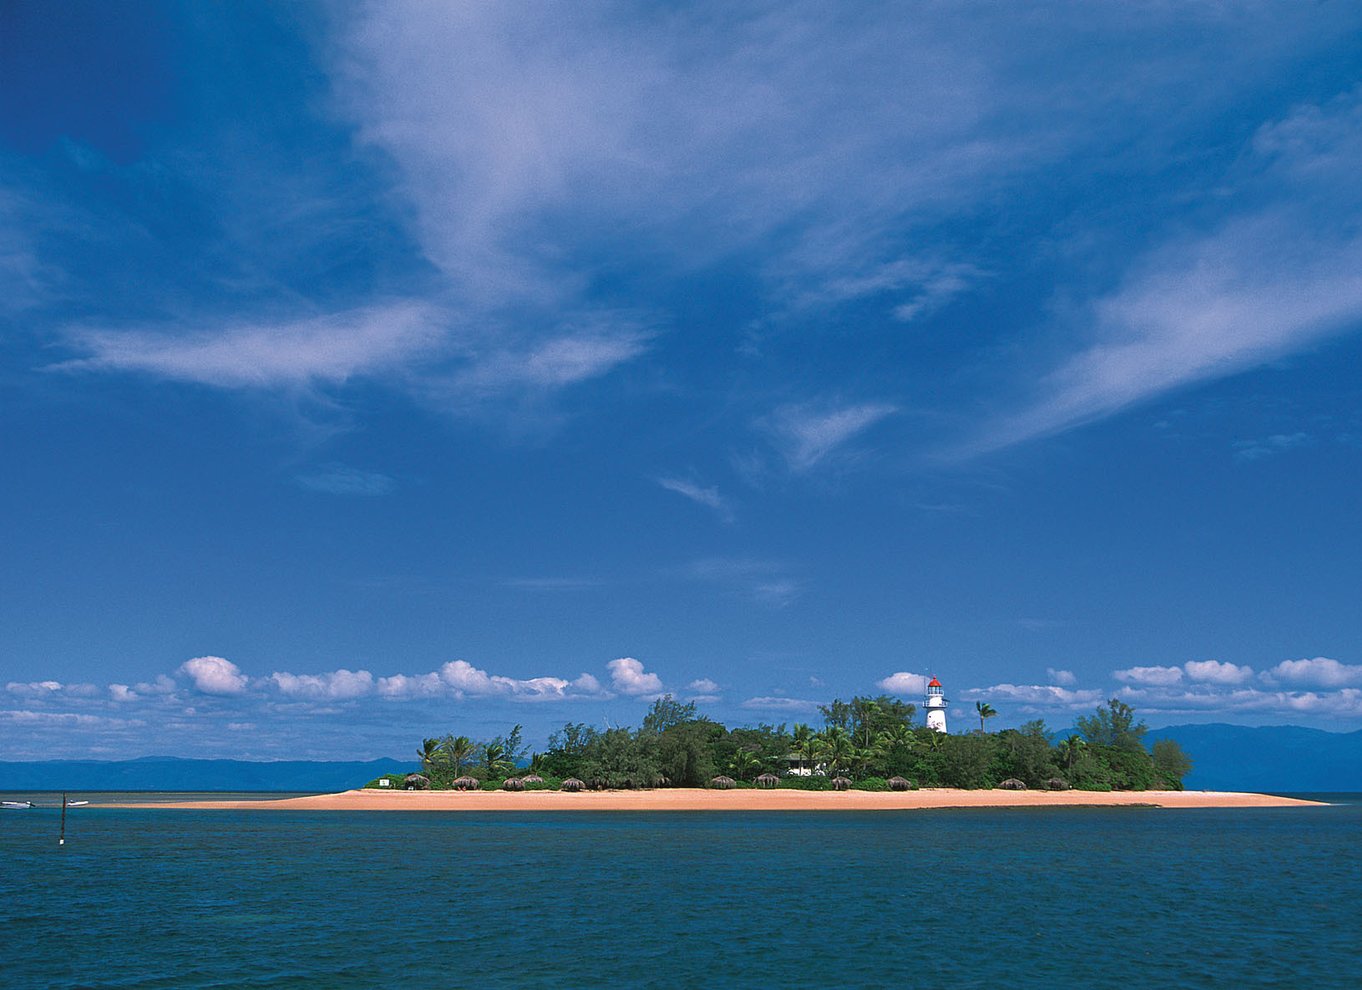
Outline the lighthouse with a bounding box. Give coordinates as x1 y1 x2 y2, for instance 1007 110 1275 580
924 676 948 733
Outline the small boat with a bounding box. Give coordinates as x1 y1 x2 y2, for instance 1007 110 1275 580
1 801 34 810
30 800 89 809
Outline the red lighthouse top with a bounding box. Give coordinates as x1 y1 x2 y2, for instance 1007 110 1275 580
927 677 942 688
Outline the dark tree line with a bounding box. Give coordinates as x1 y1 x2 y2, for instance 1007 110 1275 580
396 696 1191 792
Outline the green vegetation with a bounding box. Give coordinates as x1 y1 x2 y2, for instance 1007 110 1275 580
369 696 1191 792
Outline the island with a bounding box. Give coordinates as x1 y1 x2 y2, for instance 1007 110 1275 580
106 696 1322 810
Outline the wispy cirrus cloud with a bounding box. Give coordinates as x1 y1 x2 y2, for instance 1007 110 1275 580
296 464 397 496
682 556 801 607
1233 432 1312 461
56 302 444 389
656 476 733 522
762 402 897 472
981 88 1362 452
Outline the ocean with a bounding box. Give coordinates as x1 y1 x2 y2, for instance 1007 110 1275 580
2 795 1359 989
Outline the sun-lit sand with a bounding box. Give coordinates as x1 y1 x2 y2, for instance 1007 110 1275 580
105 787 1321 811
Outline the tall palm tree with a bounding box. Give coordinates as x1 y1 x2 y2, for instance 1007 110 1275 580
1059 735 1086 770
482 741 514 778
792 723 815 774
851 697 878 749
442 735 477 777
976 701 998 733
417 737 443 774
818 726 854 777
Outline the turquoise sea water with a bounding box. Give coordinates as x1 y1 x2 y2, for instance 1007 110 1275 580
3 796 1360 989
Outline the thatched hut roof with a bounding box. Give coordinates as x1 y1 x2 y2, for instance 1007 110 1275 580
887 776 913 791
560 777 584 792
403 773 431 791
998 777 1027 790
1046 777 1070 791
452 776 481 791
521 774 544 784
755 773 780 789
502 777 525 791
710 775 737 790
831 776 852 791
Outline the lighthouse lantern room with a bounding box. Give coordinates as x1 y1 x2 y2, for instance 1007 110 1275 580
925 676 948 733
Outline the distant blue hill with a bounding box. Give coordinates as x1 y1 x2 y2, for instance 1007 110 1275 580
1145 724 1362 792
0 757 414 792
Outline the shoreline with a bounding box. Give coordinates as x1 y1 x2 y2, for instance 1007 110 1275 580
101 787 1322 812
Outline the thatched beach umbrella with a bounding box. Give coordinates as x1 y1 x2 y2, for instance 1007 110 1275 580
710 775 736 790
502 777 525 792
521 774 544 784
999 778 1027 790
560 777 584 792
831 776 852 791
888 776 913 792
755 773 779 789
1046 777 1070 791
452 776 481 791
403 773 431 791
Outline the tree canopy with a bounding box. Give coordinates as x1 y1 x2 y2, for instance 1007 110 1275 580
397 695 1191 793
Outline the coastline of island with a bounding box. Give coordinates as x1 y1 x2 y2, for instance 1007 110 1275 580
103 787 1321 811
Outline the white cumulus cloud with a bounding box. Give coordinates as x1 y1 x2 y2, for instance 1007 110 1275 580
179 656 249 696
1264 656 1362 688
269 668 375 701
877 671 929 695
1113 665 1184 687
607 657 664 697
1184 660 1255 685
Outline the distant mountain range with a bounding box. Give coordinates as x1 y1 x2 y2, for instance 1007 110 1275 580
1 724 1357 793
0 756 413 792
1146 723 1361 793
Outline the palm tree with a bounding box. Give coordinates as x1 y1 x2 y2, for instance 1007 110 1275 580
1058 735 1086 770
442 735 477 777
976 702 998 733
792 723 815 775
850 745 877 778
482 741 514 779
728 748 761 781
818 726 854 777
851 697 878 749
874 724 916 771
417 737 443 774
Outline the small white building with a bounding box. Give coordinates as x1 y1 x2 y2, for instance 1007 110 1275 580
925 676 949 733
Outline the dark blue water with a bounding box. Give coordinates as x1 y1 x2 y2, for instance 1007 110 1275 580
3 801 1359 989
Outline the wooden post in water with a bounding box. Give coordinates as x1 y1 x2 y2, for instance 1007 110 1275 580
59 792 67 846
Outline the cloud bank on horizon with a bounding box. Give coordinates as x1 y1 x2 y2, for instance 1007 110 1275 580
6 654 1361 761
4 2 1362 759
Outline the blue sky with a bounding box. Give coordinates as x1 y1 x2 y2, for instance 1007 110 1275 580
4 2 1362 760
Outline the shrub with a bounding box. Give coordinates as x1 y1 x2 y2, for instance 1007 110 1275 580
853 777 890 792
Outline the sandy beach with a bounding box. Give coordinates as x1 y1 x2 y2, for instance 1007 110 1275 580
104 787 1321 811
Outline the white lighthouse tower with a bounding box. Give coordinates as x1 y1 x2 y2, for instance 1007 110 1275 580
924 676 948 733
